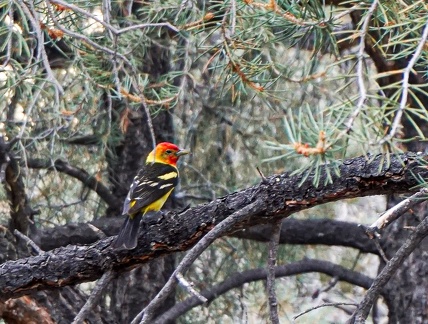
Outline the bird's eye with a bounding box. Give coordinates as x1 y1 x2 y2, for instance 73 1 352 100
165 149 173 154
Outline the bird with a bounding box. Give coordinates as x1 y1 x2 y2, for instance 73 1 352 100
112 142 189 249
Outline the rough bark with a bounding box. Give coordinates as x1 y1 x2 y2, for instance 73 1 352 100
0 296 55 324
0 152 426 301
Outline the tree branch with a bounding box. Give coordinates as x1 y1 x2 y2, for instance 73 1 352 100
267 221 281 324
0 152 427 300
26 158 120 210
0 137 34 234
72 270 114 324
364 188 428 237
154 259 374 323
36 215 381 255
232 218 380 255
293 302 358 322
137 201 264 324
0 296 55 324
348 214 428 323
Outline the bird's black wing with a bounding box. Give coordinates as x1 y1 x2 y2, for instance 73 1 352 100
122 162 179 215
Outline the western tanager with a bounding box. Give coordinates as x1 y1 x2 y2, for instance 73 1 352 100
112 142 189 249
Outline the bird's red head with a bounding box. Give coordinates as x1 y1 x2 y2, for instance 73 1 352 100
146 142 190 166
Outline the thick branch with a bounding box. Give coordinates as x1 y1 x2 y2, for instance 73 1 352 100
26 158 120 210
154 259 374 323
0 296 55 324
0 152 426 300
36 216 380 254
232 219 380 255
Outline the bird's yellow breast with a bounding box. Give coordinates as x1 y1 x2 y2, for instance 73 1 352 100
142 188 175 214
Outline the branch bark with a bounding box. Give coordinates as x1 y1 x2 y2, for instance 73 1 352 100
0 152 426 300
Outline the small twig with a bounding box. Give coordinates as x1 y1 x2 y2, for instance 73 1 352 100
183 162 230 199
402 226 417 231
256 166 268 183
373 239 389 263
230 0 237 36
351 251 362 271
267 220 282 324
132 201 263 324
102 0 113 39
365 188 428 236
87 224 107 239
330 3 364 23
380 17 428 144
127 76 157 155
312 277 338 299
340 0 378 136
26 158 120 209
45 1 134 69
293 302 358 322
13 230 43 254
17 1 64 95
1 4 14 67
118 22 179 34
176 273 208 303
349 214 428 323
47 0 179 34
72 270 115 324
15 81 47 141
322 298 355 315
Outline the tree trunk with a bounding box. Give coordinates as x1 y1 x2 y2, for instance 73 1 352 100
382 137 428 324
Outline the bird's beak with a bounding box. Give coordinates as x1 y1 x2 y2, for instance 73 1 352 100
176 149 190 157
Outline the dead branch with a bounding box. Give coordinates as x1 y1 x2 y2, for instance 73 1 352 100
0 152 427 301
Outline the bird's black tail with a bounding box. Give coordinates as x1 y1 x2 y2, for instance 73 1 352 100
112 213 142 249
